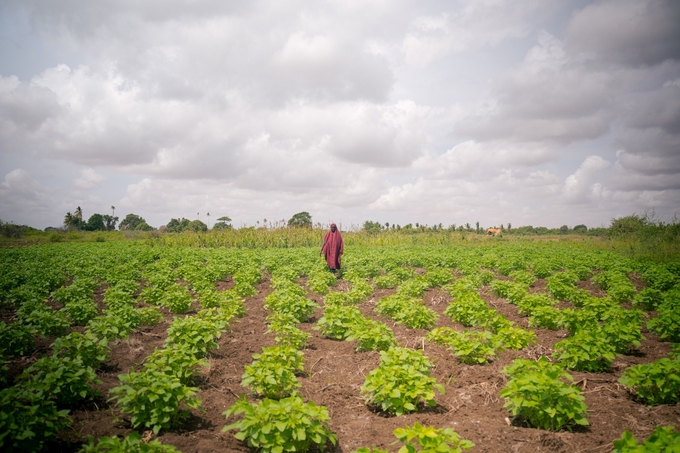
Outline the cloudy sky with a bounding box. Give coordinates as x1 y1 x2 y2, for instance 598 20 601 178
1 0 679 230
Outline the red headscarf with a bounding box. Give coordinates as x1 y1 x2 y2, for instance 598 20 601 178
322 223 344 269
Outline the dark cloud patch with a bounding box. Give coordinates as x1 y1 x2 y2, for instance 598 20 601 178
566 0 680 67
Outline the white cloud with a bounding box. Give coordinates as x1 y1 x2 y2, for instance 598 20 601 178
562 155 611 203
73 167 107 189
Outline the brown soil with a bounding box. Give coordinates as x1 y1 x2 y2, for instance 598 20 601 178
33 275 680 452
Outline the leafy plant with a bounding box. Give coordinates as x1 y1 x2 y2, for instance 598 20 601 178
426 328 499 364
361 347 444 415
17 355 101 405
494 326 537 350
347 318 397 352
80 432 181 453
109 369 203 434
143 346 208 385
0 322 35 356
500 357 588 431
618 358 680 405
375 294 438 330
527 306 562 330
264 290 317 322
611 426 680 452
223 395 337 453
165 316 222 358
266 313 310 349
62 298 99 326
241 346 305 399
648 304 680 342
553 329 617 372
86 314 135 340
0 386 72 452
51 331 109 369
393 422 474 453
161 284 193 314
397 277 431 298
316 305 363 340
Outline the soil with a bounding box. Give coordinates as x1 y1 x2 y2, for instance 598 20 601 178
9 273 680 453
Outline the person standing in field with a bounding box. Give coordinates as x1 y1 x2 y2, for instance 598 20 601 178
321 223 344 272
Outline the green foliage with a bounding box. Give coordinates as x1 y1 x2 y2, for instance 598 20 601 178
648 305 680 342
375 294 438 330
374 274 400 289
346 318 397 352
17 355 101 405
444 291 490 327
361 347 444 416
618 358 680 405
266 313 310 349
109 369 203 435
137 306 164 326
119 213 154 231
62 298 99 326
18 306 70 338
601 316 645 354
426 328 499 364
241 346 304 399
223 395 337 453
264 289 317 322
80 432 181 453
0 322 35 356
494 326 537 350
423 268 453 288
143 346 208 385
553 330 617 372
545 271 578 301
316 305 363 340
288 211 313 228
307 269 337 294
0 386 71 452
500 357 589 431
527 306 562 330
86 314 135 340
51 332 109 369
165 316 222 358
612 426 680 453
397 277 430 298
393 422 474 453
557 308 599 335
162 284 193 314
633 287 662 311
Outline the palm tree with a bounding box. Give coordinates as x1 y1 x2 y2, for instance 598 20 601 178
64 212 73 229
111 205 115 217
206 212 210 229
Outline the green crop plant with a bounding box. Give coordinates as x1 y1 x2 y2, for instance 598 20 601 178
18 305 70 338
527 306 562 330
375 294 438 330
0 386 72 452
241 346 304 399
509 269 536 287
618 358 680 405
553 330 617 372
0 322 35 356
165 316 221 358
143 346 208 385
18 355 101 405
86 314 135 340
109 369 203 434
426 328 499 364
361 347 444 415
397 277 431 298
611 426 680 452
633 287 662 311
514 293 554 316
223 395 337 453
444 291 490 327
140 285 165 305
671 343 680 360
500 357 589 431
600 318 645 354
642 265 678 291
62 298 99 326
546 271 578 301
491 280 527 299
51 331 109 369
347 318 397 352
393 422 474 453
264 290 318 322
266 313 310 349
423 268 453 288
161 284 193 314
307 269 338 294
80 432 181 453
316 305 363 340
374 274 400 289
557 308 599 335
137 306 164 326
494 326 537 350
648 303 680 342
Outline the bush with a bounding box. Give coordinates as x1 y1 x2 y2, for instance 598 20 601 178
618 358 680 405
0 322 35 356
346 318 397 352
241 346 305 399
426 328 499 364
223 395 337 453
316 305 363 340
553 330 618 372
165 316 221 358
51 332 109 369
17 356 101 405
612 426 680 452
143 346 208 385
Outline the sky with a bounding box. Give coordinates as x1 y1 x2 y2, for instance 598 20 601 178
1 0 679 230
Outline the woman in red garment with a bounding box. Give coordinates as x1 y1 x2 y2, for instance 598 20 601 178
321 223 344 272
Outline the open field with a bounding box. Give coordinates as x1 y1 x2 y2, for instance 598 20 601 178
1 240 679 452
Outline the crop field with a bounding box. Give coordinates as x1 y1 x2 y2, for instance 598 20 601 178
1 240 680 452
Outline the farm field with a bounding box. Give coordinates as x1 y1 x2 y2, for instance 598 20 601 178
1 241 680 452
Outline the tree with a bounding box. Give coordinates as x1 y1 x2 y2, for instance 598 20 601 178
288 211 312 228
102 215 119 231
559 225 570 235
84 214 105 231
187 219 208 232
119 214 153 231
166 218 191 233
574 224 588 233
363 220 383 234
213 216 232 230
63 210 84 230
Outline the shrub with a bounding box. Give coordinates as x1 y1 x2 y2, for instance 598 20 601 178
0 387 71 452
361 347 444 415
80 432 181 453
618 358 680 405
109 369 203 434
500 357 588 431
223 395 337 453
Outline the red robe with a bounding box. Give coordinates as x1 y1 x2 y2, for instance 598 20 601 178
322 227 344 269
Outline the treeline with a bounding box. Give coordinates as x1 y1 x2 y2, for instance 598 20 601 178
361 220 604 236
